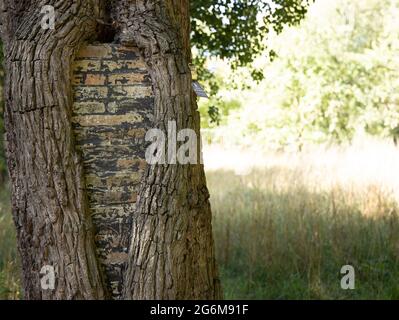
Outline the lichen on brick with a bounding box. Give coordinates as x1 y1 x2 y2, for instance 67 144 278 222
72 43 154 299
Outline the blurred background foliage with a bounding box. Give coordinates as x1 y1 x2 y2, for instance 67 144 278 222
192 0 311 68
191 0 313 121
198 0 399 149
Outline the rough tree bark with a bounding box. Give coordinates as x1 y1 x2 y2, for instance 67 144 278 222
0 0 108 299
0 0 222 299
113 0 222 299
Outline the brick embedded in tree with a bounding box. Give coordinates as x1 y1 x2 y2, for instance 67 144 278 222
72 44 154 298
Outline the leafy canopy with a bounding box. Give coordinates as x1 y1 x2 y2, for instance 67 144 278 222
199 0 399 148
190 1 312 123
191 0 312 69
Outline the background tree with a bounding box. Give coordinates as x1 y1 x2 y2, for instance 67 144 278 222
191 0 313 123
0 0 311 299
200 0 399 149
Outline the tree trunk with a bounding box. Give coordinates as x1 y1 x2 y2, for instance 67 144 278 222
0 0 222 300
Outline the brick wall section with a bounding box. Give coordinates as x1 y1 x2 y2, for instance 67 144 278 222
72 44 154 298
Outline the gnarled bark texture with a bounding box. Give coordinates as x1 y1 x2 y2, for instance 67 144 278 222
0 0 222 299
113 0 222 299
0 0 107 299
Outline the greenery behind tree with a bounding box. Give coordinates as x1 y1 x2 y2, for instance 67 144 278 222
200 0 399 149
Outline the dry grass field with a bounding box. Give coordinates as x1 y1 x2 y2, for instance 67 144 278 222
205 138 399 299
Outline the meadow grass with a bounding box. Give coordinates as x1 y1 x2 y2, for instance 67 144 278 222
0 138 399 299
205 137 399 299
208 169 399 299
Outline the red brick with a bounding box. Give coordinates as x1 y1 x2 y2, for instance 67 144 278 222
85 74 106 86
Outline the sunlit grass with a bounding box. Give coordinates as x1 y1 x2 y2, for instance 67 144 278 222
205 137 399 299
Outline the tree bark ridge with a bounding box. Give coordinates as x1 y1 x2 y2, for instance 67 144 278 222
112 0 222 300
0 0 107 299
